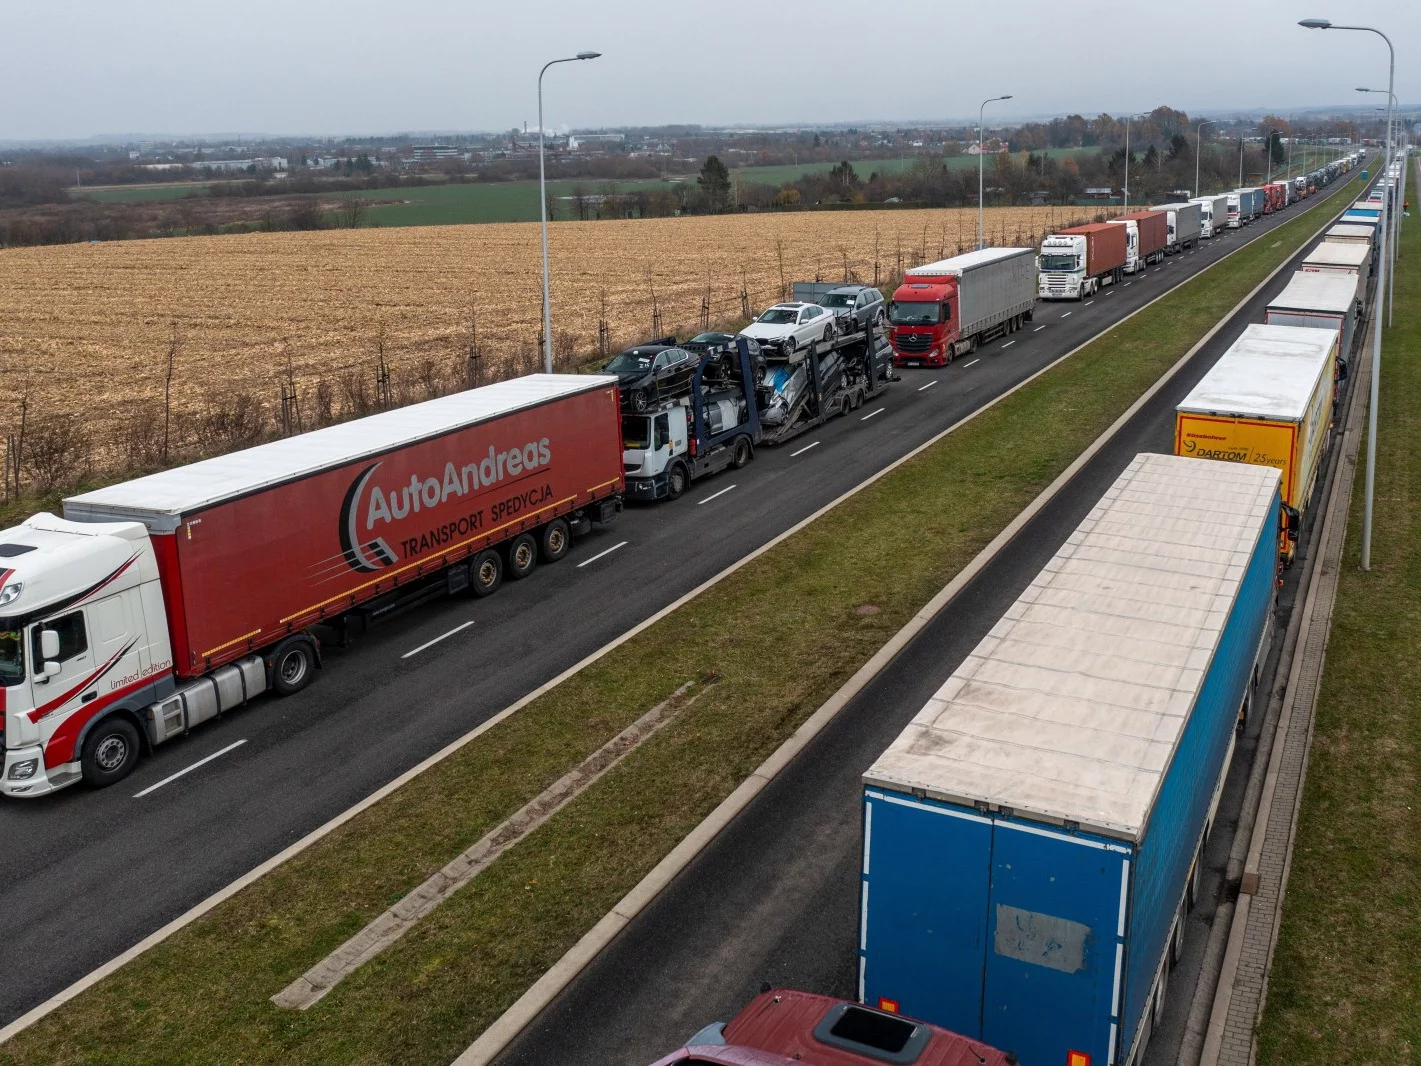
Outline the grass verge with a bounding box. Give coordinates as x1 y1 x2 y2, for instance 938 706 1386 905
0 172 1365 1066
1258 183 1420 1063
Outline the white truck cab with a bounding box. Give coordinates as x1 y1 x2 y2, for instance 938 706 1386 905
1110 219 1143 274
1037 234 1091 298
1 515 174 797
622 395 752 501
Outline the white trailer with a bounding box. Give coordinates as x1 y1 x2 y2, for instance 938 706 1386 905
1265 271 1362 366
1190 194 1231 238
1300 242 1370 279
1153 201 1203 252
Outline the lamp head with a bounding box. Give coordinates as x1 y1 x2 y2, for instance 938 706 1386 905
1298 18 1331 28
576 51 601 60
999 94 1013 101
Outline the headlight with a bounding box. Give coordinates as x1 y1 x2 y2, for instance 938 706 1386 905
0 582 22 608
7 758 38 781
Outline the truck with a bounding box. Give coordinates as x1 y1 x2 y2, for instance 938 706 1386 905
887 248 1036 366
622 339 761 501
1175 323 1338 564
1292 174 1309 200
1037 222 1127 299
1232 187 1264 225
1190 194 1231 238
1325 222 1376 247
1 375 624 797
858 452 1281 1066
1265 270 1362 372
759 323 896 443
1152 200 1202 253
651 989 1016 1066
1263 182 1290 213
1300 241 1371 279
1107 210 1168 273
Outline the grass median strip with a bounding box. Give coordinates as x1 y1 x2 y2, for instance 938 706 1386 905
1258 191 1419 1065
0 176 1362 1066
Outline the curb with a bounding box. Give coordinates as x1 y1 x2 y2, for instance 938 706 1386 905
451 182 1363 1066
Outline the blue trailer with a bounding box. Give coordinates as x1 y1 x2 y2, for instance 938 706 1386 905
1236 187 1266 222
858 453 1281 1066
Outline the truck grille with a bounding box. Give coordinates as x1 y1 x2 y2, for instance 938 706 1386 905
894 333 933 354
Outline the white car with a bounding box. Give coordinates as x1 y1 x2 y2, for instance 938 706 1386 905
739 302 835 355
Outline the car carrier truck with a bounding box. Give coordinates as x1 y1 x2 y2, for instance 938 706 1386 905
887 249 1036 366
1107 210 1168 273
858 452 1282 1066
1175 323 1338 565
1 375 624 797
759 324 896 443
1037 223 1127 299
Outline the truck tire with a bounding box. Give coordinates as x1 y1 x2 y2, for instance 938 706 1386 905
505 533 538 580
666 463 687 500
731 436 752 469
540 518 571 563
272 638 316 696
471 549 503 597
81 715 140 788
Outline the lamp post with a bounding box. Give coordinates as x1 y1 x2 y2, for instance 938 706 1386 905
1359 88 1402 279
1238 129 1248 188
978 94 1013 249
1300 18 1392 570
1122 112 1147 212
538 50 601 373
1195 119 1215 199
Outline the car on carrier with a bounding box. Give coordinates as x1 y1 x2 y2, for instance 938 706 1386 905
738 302 836 355
602 340 699 411
811 284 886 330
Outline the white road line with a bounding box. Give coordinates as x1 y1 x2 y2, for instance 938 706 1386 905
1060 311 1073 318
1085 300 1095 306
576 540 628 568
1001 340 1016 349
134 740 248 799
962 359 981 368
1106 289 1117 295
916 380 938 391
697 484 738 505
790 441 821 456
860 408 885 421
1033 325 1046 332
1124 282 1133 287
402 620 476 659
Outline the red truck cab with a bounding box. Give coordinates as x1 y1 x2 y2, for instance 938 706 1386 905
649 989 1017 1066
887 279 957 368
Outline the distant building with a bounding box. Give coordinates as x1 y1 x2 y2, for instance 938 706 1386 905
192 156 288 172
568 133 625 151
410 144 460 162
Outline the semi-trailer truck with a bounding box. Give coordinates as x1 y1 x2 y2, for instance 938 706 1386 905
1190 194 1231 238
1107 210 1168 273
1263 182 1289 213
1265 271 1362 369
858 452 1282 1066
1175 323 1338 565
1233 187 1265 224
1 375 624 797
888 248 1036 366
1037 222 1127 299
1300 241 1371 279
759 325 896 442
1153 200 1203 253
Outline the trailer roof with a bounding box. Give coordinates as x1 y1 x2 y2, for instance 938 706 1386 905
863 453 1280 842
1176 323 1337 421
1326 224 1375 241
905 247 1033 276
65 374 614 517
1301 242 1370 268
1266 272 1358 316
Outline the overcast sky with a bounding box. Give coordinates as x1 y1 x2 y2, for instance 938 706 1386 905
6 0 1418 140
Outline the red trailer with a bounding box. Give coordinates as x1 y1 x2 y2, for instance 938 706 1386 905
1264 182 1289 213
0 375 624 797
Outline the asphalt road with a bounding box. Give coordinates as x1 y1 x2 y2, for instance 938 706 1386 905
493 187 1373 1066
0 177 1360 1029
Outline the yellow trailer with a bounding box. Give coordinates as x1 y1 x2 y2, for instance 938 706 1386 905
1175 323 1338 564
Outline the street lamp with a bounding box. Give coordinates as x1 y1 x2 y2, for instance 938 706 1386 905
538 50 601 373
1301 18 1393 571
1358 88 1402 282
1195 119 1215 199
1122 112 1147 212
978 94 1013 249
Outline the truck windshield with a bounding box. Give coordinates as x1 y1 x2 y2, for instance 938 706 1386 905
888 301 942 325
621 416 651 450
0 628 22 686
1039 254 1079 272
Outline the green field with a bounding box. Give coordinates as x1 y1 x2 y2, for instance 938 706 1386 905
1259 177 1420 1065
733 147 1097 187
0 167 1365 1066
350 177 682 226
73 181 216 202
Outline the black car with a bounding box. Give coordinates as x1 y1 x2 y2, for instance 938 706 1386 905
603 341 698 412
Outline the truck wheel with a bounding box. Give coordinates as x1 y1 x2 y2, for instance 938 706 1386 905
81 716 140 788
505 533 538 580
666 463 687 500
540 518 571 563
471 549 503 597
731 437 752 469
272 639 316 696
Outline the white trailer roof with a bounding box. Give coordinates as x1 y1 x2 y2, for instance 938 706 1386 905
1267 272 1358 317
1176 323 1336 421
864 453 1280 842
1301 242 1370 269
1326 224 1375 242
905 247 1033 276
66 374 614 517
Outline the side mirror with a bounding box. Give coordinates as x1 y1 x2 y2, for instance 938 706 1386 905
40 629 59 660
42 661 61 680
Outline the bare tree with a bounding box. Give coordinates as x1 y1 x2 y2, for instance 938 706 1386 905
338 194 368 229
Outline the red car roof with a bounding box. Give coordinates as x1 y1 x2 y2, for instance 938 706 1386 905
648 990 1015 1066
